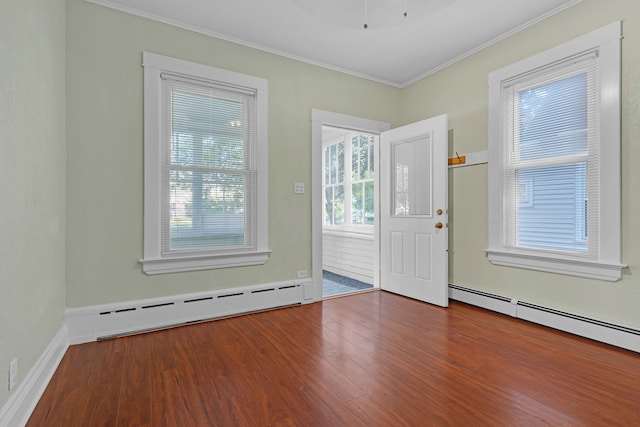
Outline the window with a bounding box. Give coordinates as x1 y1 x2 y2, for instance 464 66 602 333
140 52 269 275
487 22 623 281
322 129 376 232
351 135 375 225
324 140 345 225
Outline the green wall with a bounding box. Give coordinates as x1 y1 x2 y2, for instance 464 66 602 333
0 0 67 408
65 0 402 307
402 0 640 327
66 0 640 327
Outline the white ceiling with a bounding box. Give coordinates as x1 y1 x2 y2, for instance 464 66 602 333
87 0 582 87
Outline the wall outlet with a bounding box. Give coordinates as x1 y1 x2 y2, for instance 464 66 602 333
297 270 308 279
9 358 17 391
293 182 304 194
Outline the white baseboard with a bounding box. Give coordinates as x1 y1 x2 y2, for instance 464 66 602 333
449 284 640 353
0 326 69 427
66 279 311 344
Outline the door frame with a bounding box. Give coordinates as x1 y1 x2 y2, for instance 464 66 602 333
310 109 390 302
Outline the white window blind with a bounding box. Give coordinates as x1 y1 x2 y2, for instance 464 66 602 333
160 74 257 254
502 51 599 256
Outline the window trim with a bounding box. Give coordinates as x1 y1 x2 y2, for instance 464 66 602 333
140 52 270 275
487 21 625 281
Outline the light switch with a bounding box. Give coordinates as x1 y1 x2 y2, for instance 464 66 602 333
294 182 304 194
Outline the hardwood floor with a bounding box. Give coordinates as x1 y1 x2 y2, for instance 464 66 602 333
28 291 640 426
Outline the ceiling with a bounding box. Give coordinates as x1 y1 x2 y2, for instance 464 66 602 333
87 0 582 87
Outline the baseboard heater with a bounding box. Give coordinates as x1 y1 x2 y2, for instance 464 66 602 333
66 279 311 345
448 284 640 353
96 302 300 342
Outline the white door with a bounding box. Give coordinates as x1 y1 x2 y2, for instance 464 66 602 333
380 115 448 307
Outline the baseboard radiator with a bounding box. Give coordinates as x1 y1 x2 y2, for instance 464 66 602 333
449 284 640 353
66 279 311 345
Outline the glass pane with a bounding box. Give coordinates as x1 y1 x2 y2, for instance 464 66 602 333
518 73 588 162
337 142 345 183
364 181 374 225
169 169 193 228
324 147 330 185
517 163 587 252
360 136 370 180
334 185 344 225
330 145 336 185
352 183 363 224
352 137 359 180
169 170 245 250
369 137 375 175
392 136 431 216
171 91 245 169
325 187 333 225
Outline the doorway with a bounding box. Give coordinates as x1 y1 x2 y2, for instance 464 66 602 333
311 110 390 301
321 125 378 297
311 110 449 307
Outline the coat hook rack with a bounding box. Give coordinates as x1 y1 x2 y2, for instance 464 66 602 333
449 152 466 166
448 150 489 168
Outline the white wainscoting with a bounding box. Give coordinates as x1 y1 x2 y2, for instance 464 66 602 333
322 231 374 284
449 283 640 353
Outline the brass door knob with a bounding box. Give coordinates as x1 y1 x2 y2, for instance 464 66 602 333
435 222 443 229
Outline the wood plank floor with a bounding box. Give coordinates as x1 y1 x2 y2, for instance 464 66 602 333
28 291 640 426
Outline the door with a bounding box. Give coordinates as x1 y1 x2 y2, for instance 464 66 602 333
380 115 448 307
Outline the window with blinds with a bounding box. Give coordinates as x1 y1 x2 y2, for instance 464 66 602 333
487 22 623 281
501 52 598 255
141 52 269 275
161 75 256 253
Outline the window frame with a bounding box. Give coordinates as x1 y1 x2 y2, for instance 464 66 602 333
322 131 376 235
140 52 270 275
487 21 624 281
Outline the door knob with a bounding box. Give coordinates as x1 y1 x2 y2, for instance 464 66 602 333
435 222 443 229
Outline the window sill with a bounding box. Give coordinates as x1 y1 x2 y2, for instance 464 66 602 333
486 249 625 282
140 250 271 275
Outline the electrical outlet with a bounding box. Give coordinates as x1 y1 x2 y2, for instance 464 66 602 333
293 182 304 194
297 270 308 279
9 358 17 391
